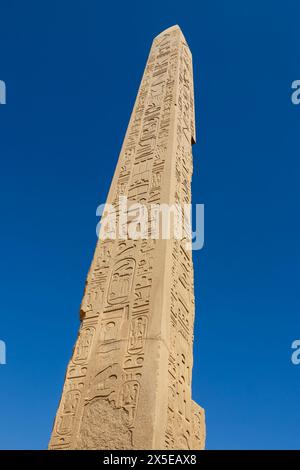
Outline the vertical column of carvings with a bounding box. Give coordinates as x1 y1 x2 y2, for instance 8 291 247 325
164 39 202 449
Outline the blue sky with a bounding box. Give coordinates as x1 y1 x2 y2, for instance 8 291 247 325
0 0 300 449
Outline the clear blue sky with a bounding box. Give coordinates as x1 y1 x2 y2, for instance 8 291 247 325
0 0 300 450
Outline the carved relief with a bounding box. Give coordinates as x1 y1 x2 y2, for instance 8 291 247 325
119 380 140 426
97 307 126 354
128 316 147 354
73 327 95 364
191 403 205 450
67 364 87 379
87 363 119 402
107 258 135 305
56 390 81 435
55 378 85 438
123 355 144 370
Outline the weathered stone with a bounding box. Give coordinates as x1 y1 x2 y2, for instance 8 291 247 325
49 25 205 450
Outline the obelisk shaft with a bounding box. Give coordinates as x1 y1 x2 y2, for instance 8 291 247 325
49 25 205 450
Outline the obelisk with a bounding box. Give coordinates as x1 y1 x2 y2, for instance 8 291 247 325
49 25 205 450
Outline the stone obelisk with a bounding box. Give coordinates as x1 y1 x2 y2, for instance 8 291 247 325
49 25 205 450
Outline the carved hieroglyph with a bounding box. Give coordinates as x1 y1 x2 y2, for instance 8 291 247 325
49 25 206 450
